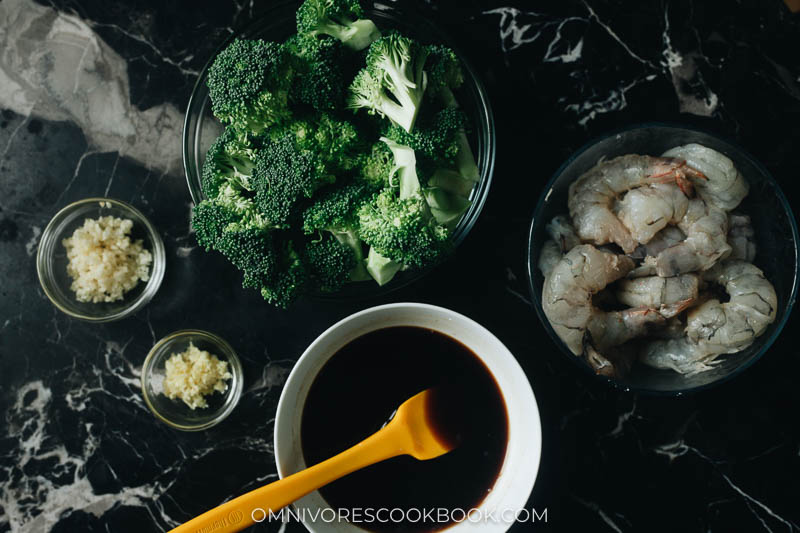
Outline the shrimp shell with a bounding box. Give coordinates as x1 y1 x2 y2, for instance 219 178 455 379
640 261 777 374
542 244 663 357
727 213 756 262
686 261 777 353
542 245 634 355
537 215 581 277
654 198 732 277
568 155 703 253
616 183 688 245
615 274 700 318
662 143 748 211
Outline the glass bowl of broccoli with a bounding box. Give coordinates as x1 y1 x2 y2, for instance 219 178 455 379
182 0 495 306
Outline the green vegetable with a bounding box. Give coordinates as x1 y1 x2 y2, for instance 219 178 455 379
191 200 239 251
380 137 421 199
358 188 450 269
425 44 464 97
252 134 334 228
382 108 468 168
357 141 395 188
302 181 374 281
200 126 258 198
194 5 478 307
306 233 357 291
296 0 380 51
207 39 293 135
347 34 429 133
365 247 402 286
259 239 308 308
286 34 347 112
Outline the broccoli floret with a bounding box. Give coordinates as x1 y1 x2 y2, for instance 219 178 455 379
268 115 362 172
260 240 307 308
303 182 373 280
302 182 373 233
347 34 429 133
418 45 479 181
200 126 258 198
214 226 307 307
309 114 363 171
306 233 357 291
207 39 294 135
286 34 347 112
357 141 395 188
358 188 450 269
296 0 380 51
425 44 464 98
382 107 468 167
214 227 277 290
191 200 239 250
252 134 334 228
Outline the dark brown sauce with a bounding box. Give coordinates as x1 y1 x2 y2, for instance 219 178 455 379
301 326 509 533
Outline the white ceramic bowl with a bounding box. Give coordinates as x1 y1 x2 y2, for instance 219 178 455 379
274 303 541 533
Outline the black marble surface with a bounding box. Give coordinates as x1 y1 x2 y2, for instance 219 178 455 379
1 0 799 532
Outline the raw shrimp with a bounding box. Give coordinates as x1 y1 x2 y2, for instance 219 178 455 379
547 214 581 252
727 213 756 262
628 226 686 278
640 261 777 374
586 306 665 351
542 244 663 356
662 144 748 211
538 241 563 278
686 261 776 353
639 337 718 374
615 273 700 318
654 198 731 277
537 215 581 277
632 226 686 259
568 155 705 253
616 182 688 244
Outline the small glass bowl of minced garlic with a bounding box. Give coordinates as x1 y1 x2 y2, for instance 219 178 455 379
141 330 244 431
36 198 166 322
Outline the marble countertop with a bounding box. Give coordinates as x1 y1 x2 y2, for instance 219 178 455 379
1 0 799 531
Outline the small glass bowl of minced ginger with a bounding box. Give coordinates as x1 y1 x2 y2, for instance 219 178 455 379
141 330 244 431
36 197 166 322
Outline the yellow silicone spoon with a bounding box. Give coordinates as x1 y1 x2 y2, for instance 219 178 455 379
169 388 458 533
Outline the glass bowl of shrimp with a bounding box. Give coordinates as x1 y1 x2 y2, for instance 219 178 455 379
526 123 799 394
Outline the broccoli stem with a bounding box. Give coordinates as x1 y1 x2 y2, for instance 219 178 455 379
427 169 475 198
366 247 402 286
423 188 471 226
439 87 480 182
380 137 420 199
315 16 380 51
342 19 381 51
331 229 370 281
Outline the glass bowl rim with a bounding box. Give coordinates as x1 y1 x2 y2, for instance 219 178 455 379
140 329 244 431
525 121 800 396
180 1 496 300
35 196 166 323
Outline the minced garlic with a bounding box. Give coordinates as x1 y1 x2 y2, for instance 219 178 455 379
162 343 232 410
62 216 152 303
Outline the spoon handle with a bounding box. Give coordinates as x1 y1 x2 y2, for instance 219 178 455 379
168 425 404 533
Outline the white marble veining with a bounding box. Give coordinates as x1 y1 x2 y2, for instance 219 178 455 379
484 3 723 126
0 0 184 175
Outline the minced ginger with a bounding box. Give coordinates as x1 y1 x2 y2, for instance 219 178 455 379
62 215 152 303
162 343 232 409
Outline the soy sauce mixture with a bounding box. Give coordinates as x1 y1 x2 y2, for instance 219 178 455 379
302 327 508 533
